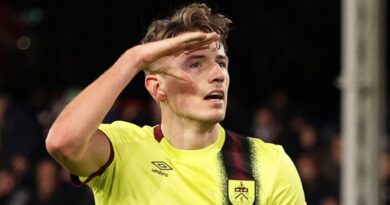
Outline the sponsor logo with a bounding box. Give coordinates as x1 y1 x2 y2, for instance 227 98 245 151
228 180 255 205
151 161 172 177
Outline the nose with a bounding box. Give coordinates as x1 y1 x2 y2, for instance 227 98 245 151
209 62 225 83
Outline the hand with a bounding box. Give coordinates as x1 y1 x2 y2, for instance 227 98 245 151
139 31 220 78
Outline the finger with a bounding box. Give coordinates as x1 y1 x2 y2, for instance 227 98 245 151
181 39 220 56
181 32 219 48
158 32 219 58
183 43 212 55
183 37 223 55
179 32 208 44
142 32 207 59
174 42 210 56
183 38 214 49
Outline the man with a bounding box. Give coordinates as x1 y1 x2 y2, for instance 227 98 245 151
46 3 306 205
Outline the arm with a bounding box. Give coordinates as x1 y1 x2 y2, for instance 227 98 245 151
46 32 220 177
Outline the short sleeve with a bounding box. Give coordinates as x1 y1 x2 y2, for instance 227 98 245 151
72 121 145 189
271 147 306 205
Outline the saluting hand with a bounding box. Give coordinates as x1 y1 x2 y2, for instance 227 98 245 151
136 32 220 81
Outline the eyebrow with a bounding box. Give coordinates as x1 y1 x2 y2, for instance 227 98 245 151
186 54 229 62
217 54 229 62
186 55 206 61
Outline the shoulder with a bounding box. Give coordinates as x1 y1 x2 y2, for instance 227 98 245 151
247 136 282 151
247 136 295 179
245 137 306 204
247 137 285 159
98 121 154 144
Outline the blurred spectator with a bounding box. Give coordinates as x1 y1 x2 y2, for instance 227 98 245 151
131 98 162 125
0 94 8 166
252 106 282 143
104 97 156 125
118 98 145 123
32 159 62 205
0 166 31 205
30 159 91 205
10 155 31 185
31 158 94 205
298 124 320 152
280 115 306 161
322 133 341 197
296 153 330 204
0 168 16 204
381 149 390 204
37 93 67 136
320 196 339 205
10 155 34 204
268 91 292 125
59 168 94 205
0 95 7 126
1 97 42 166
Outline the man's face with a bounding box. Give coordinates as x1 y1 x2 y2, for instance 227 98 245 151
160 42 230 124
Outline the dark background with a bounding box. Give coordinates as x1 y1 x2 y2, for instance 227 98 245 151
1 1 389 204
0 0 388 134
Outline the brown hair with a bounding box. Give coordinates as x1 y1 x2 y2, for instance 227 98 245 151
141 3 232 51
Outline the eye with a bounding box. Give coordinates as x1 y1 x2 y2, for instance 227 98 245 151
190 62 201 68
218 62 227 68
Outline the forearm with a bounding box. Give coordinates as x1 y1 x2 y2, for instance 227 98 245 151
47 47 143 158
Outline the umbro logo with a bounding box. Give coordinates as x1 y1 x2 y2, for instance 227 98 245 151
151 161 172 177
152 161 172 170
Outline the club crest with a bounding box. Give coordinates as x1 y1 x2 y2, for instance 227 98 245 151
228 179 255 205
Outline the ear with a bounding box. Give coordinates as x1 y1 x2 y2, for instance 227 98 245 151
145 74 167 102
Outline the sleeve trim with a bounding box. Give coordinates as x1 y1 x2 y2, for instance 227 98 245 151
70 133 115 186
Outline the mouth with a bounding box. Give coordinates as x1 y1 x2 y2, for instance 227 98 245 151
204 89 225 101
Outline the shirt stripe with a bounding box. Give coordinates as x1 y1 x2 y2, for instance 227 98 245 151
221 130 258 205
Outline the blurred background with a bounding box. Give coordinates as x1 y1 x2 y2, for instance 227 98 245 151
0 0 388 205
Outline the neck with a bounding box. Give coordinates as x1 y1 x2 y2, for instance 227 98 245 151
160 114 220 150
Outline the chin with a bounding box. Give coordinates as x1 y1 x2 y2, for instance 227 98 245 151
203 112 226 124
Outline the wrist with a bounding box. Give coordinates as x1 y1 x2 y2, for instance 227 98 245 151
124 46 146 72
112 46 145 76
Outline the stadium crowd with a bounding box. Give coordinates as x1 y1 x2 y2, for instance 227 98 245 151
0 89 389 205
